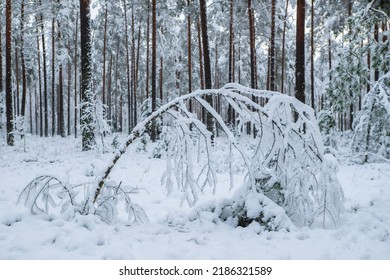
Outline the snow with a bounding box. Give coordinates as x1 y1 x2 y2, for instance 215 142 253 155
0 135 390 259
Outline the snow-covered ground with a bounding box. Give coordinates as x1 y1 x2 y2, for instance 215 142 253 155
0 135 389 259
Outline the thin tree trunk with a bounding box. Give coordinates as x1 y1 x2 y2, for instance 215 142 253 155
15 43 20 117
151 0 157 141
197 20 204 90
58 22 65 137
134 24 141 125
227 0 234 125
20 0 27 119
295 0 305 104
67 51 71 136
270 0 276 91
123 0 131 134
102 3 108 114
107 53 113 123
6 0 14 145
37 35 43 137
310 0 315 111
374 23 379 82
52 17 56 136
159 56 163 101
199 0 214 139
74 14 78 138
187 0 193 113
146 2 150 99
38 0 48 137
281 0 289 94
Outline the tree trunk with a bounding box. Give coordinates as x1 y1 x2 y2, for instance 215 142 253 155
187 0 193 113
146 2 150 99
39 0 49 137
199 0 214 139
20 0 27 119
151 0 157 141
227 0 234 125
270 0 276 91
52 17 56 136
37 35 43 137
6 0 14 145
58 23 65 138
15 43 20 117
295 0 305 104
123 0 132 134
102 3 108 117
80 0 95 150
281 0 289 94
197 20 205 90
160 57 163 101
74 14 79 138
310 0 315 111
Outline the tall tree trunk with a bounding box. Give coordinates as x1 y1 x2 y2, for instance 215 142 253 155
107 53 113 123
134 24 141 125
295 0 305 104
270 0 276 91
123 0 131 134
20 0 27 119
80 0 95 150
52 17 56 136
15 43 20 117
159 57 163 101
67 46 71 136
6 0 14 146
310 0 315 111
374 23 379 82
146 2 150 99
39 0 49 137
37 35 43 137
281 0 289 94
348 0 353 130
151 0 157 141
187 0 193 113
227 0 234 125
102 3 108 117
199 0 214 139
58 23 65 137
197 20 205 90
74 14 79 138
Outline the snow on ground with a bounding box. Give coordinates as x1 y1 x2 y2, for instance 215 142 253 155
0 135 389 259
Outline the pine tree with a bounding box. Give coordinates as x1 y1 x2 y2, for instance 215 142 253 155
5 0 14 146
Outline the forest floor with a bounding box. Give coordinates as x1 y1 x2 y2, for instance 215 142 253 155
0 134 389 259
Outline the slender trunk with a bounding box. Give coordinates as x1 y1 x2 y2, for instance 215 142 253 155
146 2 150 99
102 3 108 114
58 22 65 137
21 0 27 118
74 14 78 138
151 0 157 141
114 38 120 132
67 50 71 136
310 0 315 111
29 89 32 134
199 0 214 139
108 53 113 123
187 0 193 113
295 0 305 104
15 43 20 116
131 11 136 128
348 1 353 130
123 0 131 134
227 0 234 125
197 20 205 90
37 35 43 137
270 0 276 91
38 0 48 137
374 24 379 82
159 57 163 101
134 24 141 125
281 0 289 93
52 18 56 136
6 0 14 145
